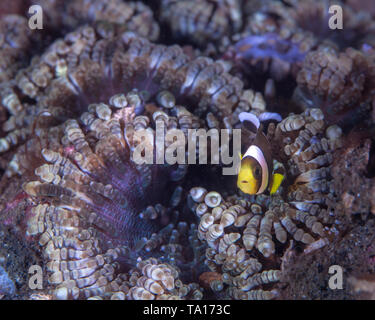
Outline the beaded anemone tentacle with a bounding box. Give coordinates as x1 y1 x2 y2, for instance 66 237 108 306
122 257 203 300
160 0 243 46
0 0 159 84
0 24 254 176
277 0 375 49
220 0 375 84
22 90 205 299
32 0 160 41
295 48 375 127
188 187 281 299
187 108 343 299
0 15 34 83
4 22 260 299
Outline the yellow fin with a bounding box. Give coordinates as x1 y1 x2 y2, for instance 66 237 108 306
238 152 243 160
270 173 284 195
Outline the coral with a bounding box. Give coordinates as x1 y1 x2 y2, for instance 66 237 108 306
0 15 34 82
160 0 242 46
220 1 319 81
34 0 159 41
254 0 375 49
295 48 375 126
0 0 159 83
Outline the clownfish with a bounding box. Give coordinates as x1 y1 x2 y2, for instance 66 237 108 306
237 112 285 195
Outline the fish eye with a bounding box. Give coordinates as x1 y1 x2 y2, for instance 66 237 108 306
241 180 248 184
254 166 261 178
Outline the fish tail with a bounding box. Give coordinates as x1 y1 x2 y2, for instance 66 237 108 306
270 160 286 195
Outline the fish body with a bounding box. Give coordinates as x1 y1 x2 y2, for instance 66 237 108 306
237 112 284 195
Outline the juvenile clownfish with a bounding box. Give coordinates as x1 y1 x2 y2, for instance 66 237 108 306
237 112 285 195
